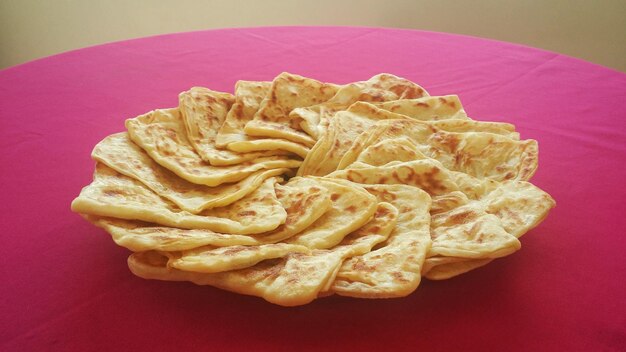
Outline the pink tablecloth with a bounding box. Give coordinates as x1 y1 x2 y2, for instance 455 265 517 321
1 26 625 351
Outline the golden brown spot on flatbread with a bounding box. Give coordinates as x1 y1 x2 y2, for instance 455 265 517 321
389 124 403 134
353 260 375 272
449 210 478 225
367 225 382 234
392 272 409 283
375 205 392 217
238 210 257 217
435 133 460 151
376 189 398 202
103 189 127 197
222 246 249 256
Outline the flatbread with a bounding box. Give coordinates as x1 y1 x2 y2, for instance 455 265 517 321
337 119 537 181
297 106 406 176
84 215 262 251
92 132 288 213
179 87 286 165
293 73 429 139
215 81 271 147
480 180 556 238
168 243 311 273
215 80 311 158
71 164 287 234
354 137 428 166
429 120 518 139
422 256 493 280
128 201 397 306
300 102 518 177
329 153 554 264
330 183 432 298
243 72 339 146
285 178 378 249
71 72 557 305
422 177 556 281
374 95 469 121
126 108 301 186
430 206 521 259
328 158 464 197
253 177 333 243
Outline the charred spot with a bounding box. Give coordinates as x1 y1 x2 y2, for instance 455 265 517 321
434 132 460 151
378 189 398 202
103 189 125 197
165 129 178 140
204 95 217 104
367 225 381 234
160 148 175 157
362 104 379 114
353 260 375 272
288 197 305 216
270 87 279 102
251 259 284 279
391 170 402 182
346 205 357 213
238 210 257 217
222 246 248 256
392 272 409 283
363 92 386 102
287 192 323 220
375 206 392 217
233 104 244 116
390 84 422 99
455 153 463 165
389 124 404 134
346 170 360 182
448 210 477 225
330 193 341 201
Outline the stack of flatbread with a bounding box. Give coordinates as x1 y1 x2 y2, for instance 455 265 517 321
71 72 555 306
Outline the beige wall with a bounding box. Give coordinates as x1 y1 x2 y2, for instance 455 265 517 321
1 0 625 72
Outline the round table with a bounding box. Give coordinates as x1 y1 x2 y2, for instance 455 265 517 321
1 26 624 351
